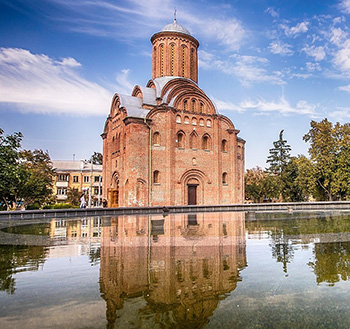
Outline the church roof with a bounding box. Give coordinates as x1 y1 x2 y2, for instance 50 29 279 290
161 19 191 35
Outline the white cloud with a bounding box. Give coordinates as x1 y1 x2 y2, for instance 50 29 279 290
0 48 112 116
265 7 279 18
281 21 309 37
338 84 350 92
114 69 135 95
199 51 284 86
240 96 316 115
340 0 350 14
211 97 245 113
212 95 317 116
328 107 350 120
334 39 350 71
268 41 294 56
306 62 321 72
36 0 246 52
302 45 326 61
196 18 246 51
330 27 348 46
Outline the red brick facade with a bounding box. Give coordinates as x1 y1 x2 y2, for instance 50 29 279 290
102 20 245 207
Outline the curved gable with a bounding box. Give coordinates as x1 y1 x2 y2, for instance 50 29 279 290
161 78 216 114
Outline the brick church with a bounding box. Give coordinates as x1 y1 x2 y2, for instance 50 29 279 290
102 19 245 207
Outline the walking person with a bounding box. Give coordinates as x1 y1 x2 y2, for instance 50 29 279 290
80 194 86 209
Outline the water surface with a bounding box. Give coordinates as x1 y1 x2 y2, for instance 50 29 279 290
1 211 350 328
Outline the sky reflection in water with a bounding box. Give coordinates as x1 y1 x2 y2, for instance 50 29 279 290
1 211 350 328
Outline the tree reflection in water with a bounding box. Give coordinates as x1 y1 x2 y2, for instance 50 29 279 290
0 245 48 294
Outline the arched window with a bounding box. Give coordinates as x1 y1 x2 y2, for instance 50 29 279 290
181 45 186 77
184 116 190 124
153 170 160 184
153 132 160 145
192 117 197 125
190 48 195 79
177 131 185 148
222 172 228 185
190 132 198 149
202 135 211 151
191 99 196 112
200 103 204 114
222 139 228 152
170 43 175 76
199 118 204 126
160 44 164 76
192 157 197 166
116 133 120 151
176 115 181 123
206 119 212 127
184 100 188 111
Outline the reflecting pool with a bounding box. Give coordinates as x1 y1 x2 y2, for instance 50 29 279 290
1 211 350 328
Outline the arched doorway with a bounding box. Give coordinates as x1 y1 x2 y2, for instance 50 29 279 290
107 173 119 208
187 178 199 205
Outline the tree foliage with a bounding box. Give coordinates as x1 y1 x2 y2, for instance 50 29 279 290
266 129 291 174
0 128 55 209
87 152 103 165
303 119 350 201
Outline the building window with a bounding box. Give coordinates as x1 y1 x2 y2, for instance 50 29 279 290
206 119 211 127
184 116 190 124
192 117 197 125
170 44 175 76
58 174 69 182
153 132 160 145
94 176 102 183
153 170 160 184
177 132 185 148
83 176 89 183
191 99 196 112
94 187 102 195
192 157 197 166
202 135 211 151
222 139 228 152
182 45 186 77
222 172 228 185
57 188 67 195
176 115 181 123
200 103 204 113
199 118 204 126
73 176 79 183
184 100 188 111
190 48 195 78
160 44 164 76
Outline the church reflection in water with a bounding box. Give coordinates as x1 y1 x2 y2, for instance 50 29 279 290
99 212 247 328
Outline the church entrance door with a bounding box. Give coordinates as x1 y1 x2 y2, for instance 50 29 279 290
107 185 119 207
187 185 197 205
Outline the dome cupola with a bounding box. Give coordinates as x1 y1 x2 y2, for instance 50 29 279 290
151 19 199 83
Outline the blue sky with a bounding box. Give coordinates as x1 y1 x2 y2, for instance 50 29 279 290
1 0 350 169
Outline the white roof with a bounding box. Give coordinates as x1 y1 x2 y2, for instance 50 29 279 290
161 19 191 35
52 160 102 173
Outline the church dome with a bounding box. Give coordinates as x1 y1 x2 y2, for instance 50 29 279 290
161 19 191 35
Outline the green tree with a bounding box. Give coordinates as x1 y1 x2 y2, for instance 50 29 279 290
303 119 350 201
67 187 81 206
266 130 291 175
19 149 55 208
0 128 24 209
0 128 55 209
245 167 266 203
87 152 103 165
245 167 280 202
